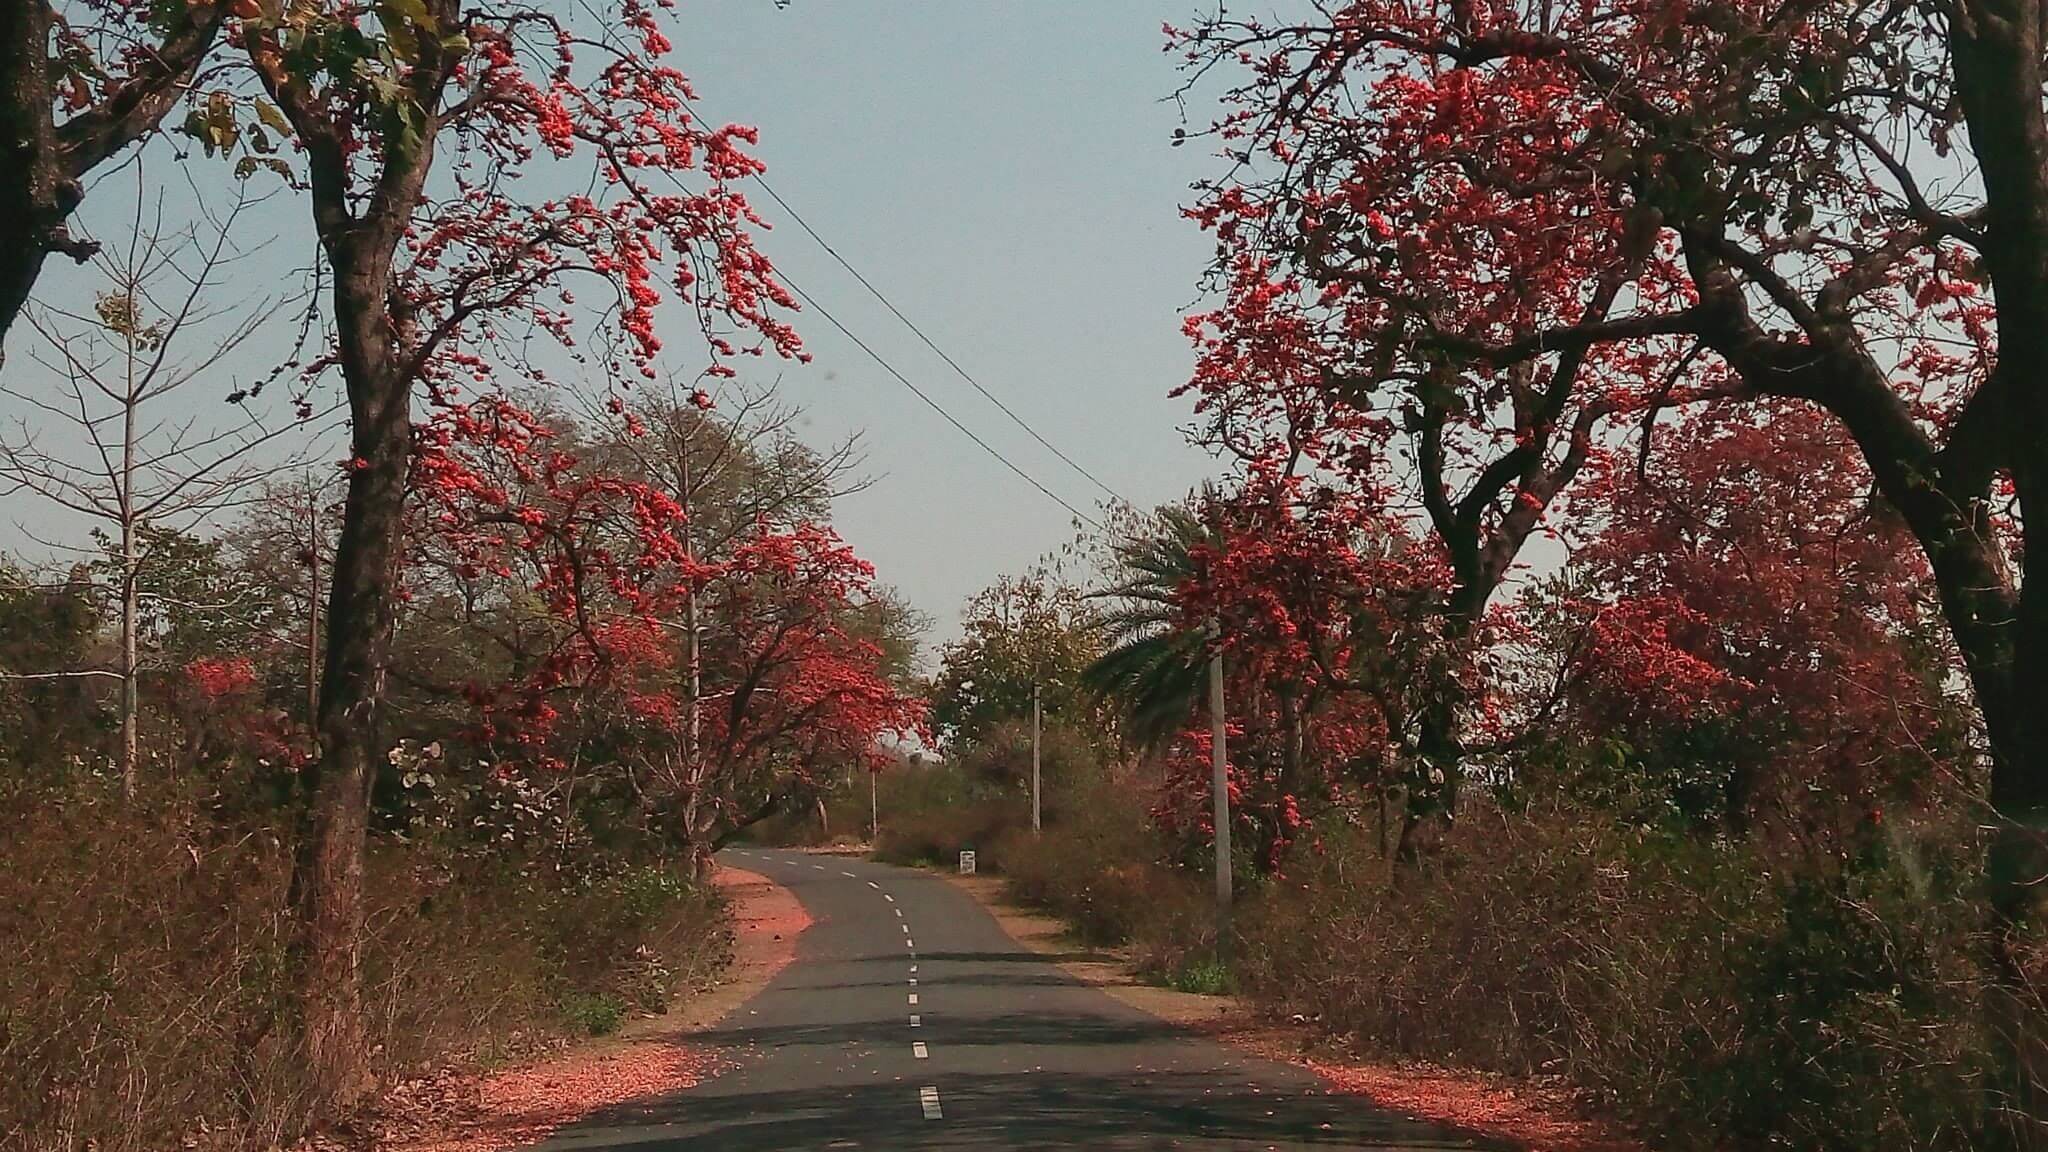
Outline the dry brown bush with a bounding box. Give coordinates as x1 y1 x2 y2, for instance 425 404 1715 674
1233 805 2041 1151
0 782 727 1152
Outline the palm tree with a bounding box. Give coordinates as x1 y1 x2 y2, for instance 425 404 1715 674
1083 504 1216 749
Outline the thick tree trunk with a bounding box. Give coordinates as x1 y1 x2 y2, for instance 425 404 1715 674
1950 0 2048 941
294 375 408 1113
0 0 65 343
291 243 416 1117
1393 692 1463 875
1937 19 2048 1140
0 1 221 345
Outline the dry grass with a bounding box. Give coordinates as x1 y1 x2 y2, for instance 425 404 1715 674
1231 807 2046 1152
0 783 729 1152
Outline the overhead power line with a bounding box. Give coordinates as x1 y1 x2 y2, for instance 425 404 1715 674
639 151 1100 528
772 267 1104 530
741 177 1132 509
564 4 1107 525
653 80 1126 520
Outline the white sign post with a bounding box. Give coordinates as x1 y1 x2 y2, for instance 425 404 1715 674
958 849 977 875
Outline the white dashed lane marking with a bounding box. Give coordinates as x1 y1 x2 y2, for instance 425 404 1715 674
901 923 910 934
909 1013 921 1027
919 1085 943 1120
908 992 918 1006
868 881 881 889
905 939 915 949
913 1041 929 1059
883 894 894 902
840 870 856 877
893 908 903 917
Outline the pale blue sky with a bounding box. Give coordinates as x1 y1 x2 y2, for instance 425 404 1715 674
2 3 1228 654
663 3 1224 645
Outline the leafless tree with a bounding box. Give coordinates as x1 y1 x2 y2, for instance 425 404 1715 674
0 171 336 797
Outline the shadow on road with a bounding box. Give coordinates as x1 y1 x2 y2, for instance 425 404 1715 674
563 1068 1492 1151
687 1008 1189 1053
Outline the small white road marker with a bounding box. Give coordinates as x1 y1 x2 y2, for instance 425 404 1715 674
812 863 826 870
918 1085 943 1120
909 977 917 985
905 938 914 948
901 923 910 934
883 893 894 902
908 992 919 1005
909 964 917 973
910 1013 921 1027
913 1041 929 1059
868 881 881 889
893 907 903 918
840 870 857 878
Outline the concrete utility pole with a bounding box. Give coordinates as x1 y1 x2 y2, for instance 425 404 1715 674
1031 680 1043 835
1209 631 1232 927
870 767 879 843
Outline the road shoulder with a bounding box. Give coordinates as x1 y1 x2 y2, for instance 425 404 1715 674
939 869 1642 1152
373 863 810 1152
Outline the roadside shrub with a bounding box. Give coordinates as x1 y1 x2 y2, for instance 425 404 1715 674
0 778 729 1152
558 991 628 1037
992 765 1229 968
1165 954 1233 995
999 790 1164 947
872 758 1019 867
1233 805 2022 1152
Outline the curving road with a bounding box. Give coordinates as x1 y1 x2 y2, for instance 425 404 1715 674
539 847 1490 1151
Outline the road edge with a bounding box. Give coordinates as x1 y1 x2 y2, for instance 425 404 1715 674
937 869 1643 1152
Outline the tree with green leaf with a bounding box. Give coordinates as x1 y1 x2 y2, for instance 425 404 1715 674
1081 505 1213 751
930 573 1105 751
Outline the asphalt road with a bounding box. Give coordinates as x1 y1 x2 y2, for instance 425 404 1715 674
540 847 1491 1151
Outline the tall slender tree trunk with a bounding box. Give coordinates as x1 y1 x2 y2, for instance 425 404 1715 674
119 509 138 798
307 480 321 731
119 370 139 800
681 435 704 862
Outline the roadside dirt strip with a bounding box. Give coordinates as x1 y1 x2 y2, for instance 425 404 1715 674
380 865 811 1152
939 872 1643 1152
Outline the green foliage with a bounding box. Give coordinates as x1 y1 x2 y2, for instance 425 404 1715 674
558 991 627 1037
0 564 99 671
90 525 282 662
1164 955 1232 996
928 573 1106 747
0 566 107 778
1082 504 1213 750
